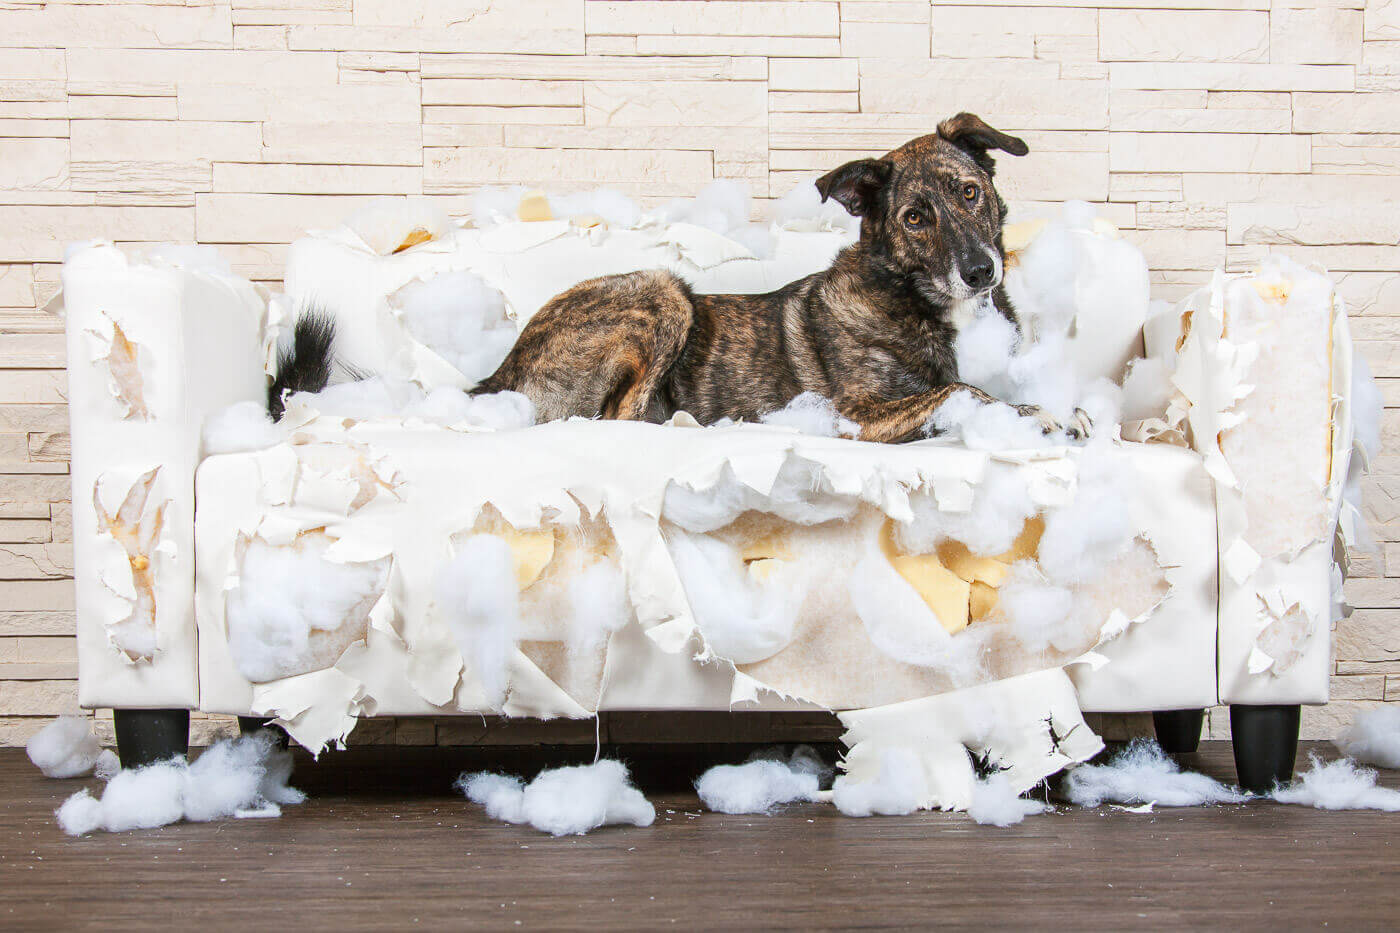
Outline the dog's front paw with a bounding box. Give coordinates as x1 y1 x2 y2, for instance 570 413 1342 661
1065 407 1093 441
1016 404 1062 436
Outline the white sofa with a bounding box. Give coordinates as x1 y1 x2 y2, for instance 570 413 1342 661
57 195 1362 802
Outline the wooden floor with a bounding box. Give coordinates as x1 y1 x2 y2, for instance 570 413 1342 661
2 741 1397 930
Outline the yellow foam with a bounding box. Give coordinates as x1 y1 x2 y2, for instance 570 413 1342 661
516 190 553 222
879 521 970 634
392 228 433 253
503 528 556 590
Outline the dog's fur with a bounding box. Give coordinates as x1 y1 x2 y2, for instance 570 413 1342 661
274 113 1068 443
473 113 1054 443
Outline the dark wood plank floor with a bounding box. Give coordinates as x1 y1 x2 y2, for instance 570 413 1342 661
2 741 1396 930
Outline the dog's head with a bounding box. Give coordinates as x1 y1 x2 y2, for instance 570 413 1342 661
815 113 1027 304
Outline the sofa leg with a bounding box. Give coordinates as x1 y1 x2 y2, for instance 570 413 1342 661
1230 704 1300 795
1152 708 1204 754
113 708 190 769
238 715 290 749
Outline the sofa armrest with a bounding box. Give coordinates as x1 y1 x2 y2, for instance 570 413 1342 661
61 244 266 709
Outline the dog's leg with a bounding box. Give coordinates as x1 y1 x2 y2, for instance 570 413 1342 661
840 384 1065 444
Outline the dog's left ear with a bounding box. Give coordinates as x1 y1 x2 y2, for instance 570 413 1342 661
937 113 1028 174
815 158 892 217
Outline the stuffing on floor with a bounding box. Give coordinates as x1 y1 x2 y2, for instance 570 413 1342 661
1063 739 1247 808
456 759 655 836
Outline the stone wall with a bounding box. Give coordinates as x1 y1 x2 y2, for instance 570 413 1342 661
1 0 1396 746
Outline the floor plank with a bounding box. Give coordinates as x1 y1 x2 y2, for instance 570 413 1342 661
2 741 1396 930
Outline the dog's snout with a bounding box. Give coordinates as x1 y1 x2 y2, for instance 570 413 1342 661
961 261 995 290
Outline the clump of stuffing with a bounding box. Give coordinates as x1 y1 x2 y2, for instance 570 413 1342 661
899 460 1037 557
26 716 119 780
469 185 529 227
759 392 860 439
549 189 643 228
456 759 655 836
663 456 858 533
832 748 928 817
968 773 1052 827
772 179 859 235
343 197 450 255
1334 706 1400 769
227 534 390 683
695 746 828 814
435 535 520 707
564 560 630 658
289 378 536 431
668 531 806 664
203 400 287 456
926 389 1057 450
658 179 752 235
1036 439 1137 586
1063 738 1246 808
55 731 304 836
1271 755 1400 811
392 271 518 388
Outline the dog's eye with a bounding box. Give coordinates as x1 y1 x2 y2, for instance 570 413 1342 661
962 183 979 203
903 210 925 228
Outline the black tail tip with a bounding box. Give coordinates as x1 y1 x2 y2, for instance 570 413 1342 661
268 307 336 420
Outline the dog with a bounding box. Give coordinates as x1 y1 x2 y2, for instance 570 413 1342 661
273 113 1078 443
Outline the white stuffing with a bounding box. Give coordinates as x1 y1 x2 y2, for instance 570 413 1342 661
847 544 982 677
927 388 1056 450
343 197 450 255
289 377 535 431
55 731 304 836
658 179 752 235
435 534 520 707
549 189 642 228
26 716 119 780
968 773 1052 826
772 179 859 235
1334 706 1400 770
1036 439 1136 586
203 400 287 456
456 759 655 836
899 460 1037 557
469 185 529 228
393 271 518 387
1064 739 1246 808
1270 755 1400 811
227 534 390 683
668 531 806 664
663 456 858 534
1120 357 1175 423
564 560 631 658
1351 352 1383 463
832 748 927 817
759 391 860 438
695 746 827 815
997 564 1078 653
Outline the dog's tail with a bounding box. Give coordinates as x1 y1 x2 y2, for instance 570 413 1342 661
268 307 336 420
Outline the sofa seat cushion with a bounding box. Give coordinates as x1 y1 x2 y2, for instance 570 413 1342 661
194 415 1217 750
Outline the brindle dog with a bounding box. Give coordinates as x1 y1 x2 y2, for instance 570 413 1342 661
471 113 1072 444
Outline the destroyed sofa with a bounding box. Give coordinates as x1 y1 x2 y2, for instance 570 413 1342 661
58 190 1365 803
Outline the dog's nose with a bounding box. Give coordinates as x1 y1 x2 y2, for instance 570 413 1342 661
962 262 995 290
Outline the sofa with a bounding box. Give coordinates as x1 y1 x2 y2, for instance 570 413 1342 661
56 188 1365 802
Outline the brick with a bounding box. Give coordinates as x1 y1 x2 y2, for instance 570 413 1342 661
504 124 767 163
0 266 34 308
584 81 767 127
841 21 930 58
636 36 841 57
0 50 65 82
0 117 68 136
0 580 73 611
420 54 765 82
0 680 79 716
0 139 68 190
586 2 839 37
0 372 66 404
1334 272 1400 316
1294 92 1400 133
1109 63 1354 92
0 544 72 579
1314 134 1400 174
1331 673 1388 699
70 120 261 163
17 636 76 663
1109 133 1311 173
862 71 1107 130
195 193 381 243
422 79 582 108
178 83 420 123
422 106 583 126
0 404 67 433
212 163 421 195
232 0 352 26
1366 0 1400 41
931 31 1034 59
288 23 582 54
260 122 423 165
1272 8 1362 64
1122 229 1228 270
768 58 858 92
425 147 713 195
29 433 68 462
66 50 339 91
1100 11 1268 63
49 502 70 543
929 5 1098 34
0 4 232 49
1227 202 1400 246
1301 700 1382 740
70 161 212 194
1109 173 1183 202
769 91 859 113
0 521 48 544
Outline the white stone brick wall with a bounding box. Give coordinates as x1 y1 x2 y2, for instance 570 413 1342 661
1 0 1396 746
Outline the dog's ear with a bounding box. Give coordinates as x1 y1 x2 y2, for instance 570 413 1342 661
815 158 892 217
937 113 1028 174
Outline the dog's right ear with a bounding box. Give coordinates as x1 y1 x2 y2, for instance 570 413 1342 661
815 158 892 217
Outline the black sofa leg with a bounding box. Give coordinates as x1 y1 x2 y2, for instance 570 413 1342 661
1153 708 1204 754
1230 704 1300 795
113 709 190 769
238 715 290 749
